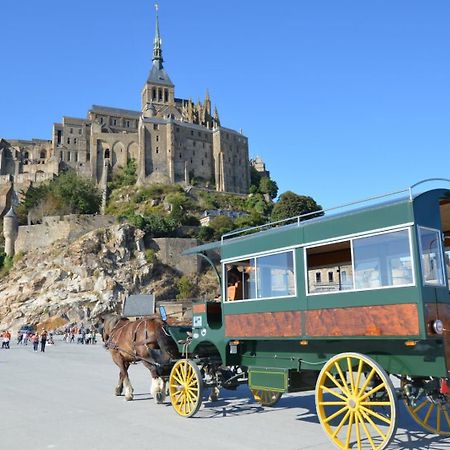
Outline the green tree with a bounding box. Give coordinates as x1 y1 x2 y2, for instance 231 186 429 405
108 159 137 190
271 191 323 222
209 215 235 239
259 177 278 199
176 275 198 300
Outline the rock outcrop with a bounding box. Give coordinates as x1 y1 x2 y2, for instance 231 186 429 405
0 224 178 331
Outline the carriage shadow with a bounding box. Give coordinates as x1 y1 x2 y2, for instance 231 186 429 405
193 389 450 448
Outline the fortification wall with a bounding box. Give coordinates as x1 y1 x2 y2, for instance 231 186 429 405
152 237 200 275
15 214 116 254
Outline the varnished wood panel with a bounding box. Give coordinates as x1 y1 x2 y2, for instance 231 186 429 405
225 311 302 337
192 304 206 314
437 303 450 374
305 303 419 337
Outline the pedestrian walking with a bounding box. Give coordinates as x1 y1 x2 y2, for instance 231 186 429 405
2 331 11 349
40 330 48 352
32 333 39 352
23 331 29 345
17 331 23 345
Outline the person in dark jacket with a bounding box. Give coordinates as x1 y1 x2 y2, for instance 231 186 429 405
40 330 48 352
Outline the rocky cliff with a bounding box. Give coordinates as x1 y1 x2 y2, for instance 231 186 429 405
0 224 180 331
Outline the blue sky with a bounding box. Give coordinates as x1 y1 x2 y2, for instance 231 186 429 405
1 0 449 208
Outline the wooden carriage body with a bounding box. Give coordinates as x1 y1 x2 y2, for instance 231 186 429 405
176 183 450 393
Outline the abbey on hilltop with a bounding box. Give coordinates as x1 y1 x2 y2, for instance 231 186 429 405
0 6 251 215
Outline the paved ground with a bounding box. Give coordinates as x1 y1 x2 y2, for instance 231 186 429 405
1 338 449 450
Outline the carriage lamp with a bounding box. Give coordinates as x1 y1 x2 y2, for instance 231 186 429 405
432 320 444 335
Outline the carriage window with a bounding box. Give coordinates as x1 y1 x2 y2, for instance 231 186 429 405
419 227 445 286
307 241 353 293
256 252 295 298
354 230 413 289
225 250 295 301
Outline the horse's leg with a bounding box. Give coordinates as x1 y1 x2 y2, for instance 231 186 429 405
143 362 165 404
112 353 133 401
111 351 124 396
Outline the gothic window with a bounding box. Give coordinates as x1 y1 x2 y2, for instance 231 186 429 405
156 135 160 142
100 117 104 124
104 149 110 159
152 88 156 100
164 89 168 102
156 147 159 154
112 119 117 126
70 128 73 134
40 150 46 159
126 121 130 127
79 128 82 135
74 138 77 144
153 124 159 130
68 152 71 162
190 130 194 136
86 152 90 161
57 130 62 145
158 89 162 101
179 153 182 158
67 138 71 144
75 152 78 162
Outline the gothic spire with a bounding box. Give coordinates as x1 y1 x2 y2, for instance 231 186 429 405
153 3 163 67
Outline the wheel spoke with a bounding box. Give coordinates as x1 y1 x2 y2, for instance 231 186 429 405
347 357 355 393
437 406 441 434
356 410 377 450
359 382 386 401
412 399 428 414
358 368 376 397
355 411 362 450
345 411 354 448
332 409 351 438
355 359 364 393
324 405 349 424
319 401 347 406
360 406 387 440
423 403 434 425
326 371 350 394
320 385 348 402
334 361 351 396
444 407 450 427
360 404 392 425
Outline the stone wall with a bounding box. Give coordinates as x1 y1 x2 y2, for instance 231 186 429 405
151 237 200 275
15 214 116 254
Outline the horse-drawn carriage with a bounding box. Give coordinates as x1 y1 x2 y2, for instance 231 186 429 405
104 179 450 449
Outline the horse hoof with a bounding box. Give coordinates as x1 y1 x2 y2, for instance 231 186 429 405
125 395 133 401
115 390 123 396
155 392 165 404
209 394 219 402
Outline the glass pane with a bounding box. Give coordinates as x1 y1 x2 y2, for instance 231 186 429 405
419 228 445 286
256 252 295 298
354 230 413 289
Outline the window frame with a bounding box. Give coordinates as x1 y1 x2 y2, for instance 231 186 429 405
418 225 446 287
222 249 297 303
304 226 416 296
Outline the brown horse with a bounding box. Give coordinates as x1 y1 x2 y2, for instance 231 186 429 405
99 314 180 403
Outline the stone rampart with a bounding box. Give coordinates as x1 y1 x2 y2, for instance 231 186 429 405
152 237 200 275
15 214 116 254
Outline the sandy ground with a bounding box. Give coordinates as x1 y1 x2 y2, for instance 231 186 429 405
0 338 449 450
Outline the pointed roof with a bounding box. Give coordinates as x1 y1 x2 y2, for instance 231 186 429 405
147 4 174 87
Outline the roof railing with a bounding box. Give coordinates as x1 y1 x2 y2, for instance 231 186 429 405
221 178 450 243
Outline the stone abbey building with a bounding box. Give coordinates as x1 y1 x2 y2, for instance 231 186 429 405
0 8 250 215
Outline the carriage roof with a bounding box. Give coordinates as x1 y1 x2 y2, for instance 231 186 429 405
184 179 450 260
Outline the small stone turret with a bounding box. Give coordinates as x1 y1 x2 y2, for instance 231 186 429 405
3 207 18 257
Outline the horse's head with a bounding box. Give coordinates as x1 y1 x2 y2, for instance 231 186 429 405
98 314 122 344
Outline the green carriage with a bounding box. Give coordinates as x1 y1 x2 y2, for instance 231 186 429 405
165 179 450 449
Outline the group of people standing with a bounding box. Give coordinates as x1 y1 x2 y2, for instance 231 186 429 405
17 329 52 352
62 326 97 345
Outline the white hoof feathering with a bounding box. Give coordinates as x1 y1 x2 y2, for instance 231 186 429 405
151 377 166 403
124 380 134 401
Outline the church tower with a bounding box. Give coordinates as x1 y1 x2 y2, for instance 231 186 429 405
141 4 175 113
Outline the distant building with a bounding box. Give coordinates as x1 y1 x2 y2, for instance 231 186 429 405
0 6 251 215
250 156 270 179
200 209 249 227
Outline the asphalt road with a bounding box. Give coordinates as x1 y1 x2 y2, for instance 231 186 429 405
1 338 449 450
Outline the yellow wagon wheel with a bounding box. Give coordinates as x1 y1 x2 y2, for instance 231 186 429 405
401 378 450 436
316 352 397 450
169 359 203 417
251 389 282 407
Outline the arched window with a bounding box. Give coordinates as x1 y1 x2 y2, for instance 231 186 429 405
152 88 157 100
40 150 46 159
104 149 110 159
158 88 163 101
164 89 169 102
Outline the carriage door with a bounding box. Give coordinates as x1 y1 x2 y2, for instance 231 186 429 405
439 199 450 373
